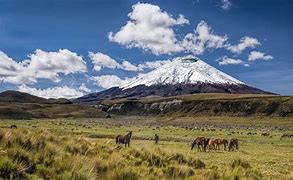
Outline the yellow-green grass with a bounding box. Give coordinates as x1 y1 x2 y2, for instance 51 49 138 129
0 118 292 179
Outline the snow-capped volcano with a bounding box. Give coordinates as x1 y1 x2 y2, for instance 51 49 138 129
122 56 243 89
74 56 272 103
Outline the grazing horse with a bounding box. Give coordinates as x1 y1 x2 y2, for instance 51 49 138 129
214 139 228 150
207 139 218 151
10 125 17 129
228 138 239 151
116 131 132 148
191 137 206 152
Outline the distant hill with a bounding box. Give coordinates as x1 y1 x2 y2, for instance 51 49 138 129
0 90 48 103
0 90 109 119
0 90 71 104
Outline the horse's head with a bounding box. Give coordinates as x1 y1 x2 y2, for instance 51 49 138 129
126 131 132 137
129 131 132 137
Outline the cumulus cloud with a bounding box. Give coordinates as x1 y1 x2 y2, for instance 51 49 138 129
217 56 247 66
17 84 90 99
220 0 232 10
181 21 228 55
89 52 139 72
226 36 261 54
90 75 126 89
248 51 273 61
108 2 188 55
0 49 86 85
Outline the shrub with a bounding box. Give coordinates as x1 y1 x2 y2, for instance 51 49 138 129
94 160 108 174
110 168 140 180
231 159 250 169
163 165 194 178
0 157 26 179
188 158 205 169
7 147 36 173
169 152 186 164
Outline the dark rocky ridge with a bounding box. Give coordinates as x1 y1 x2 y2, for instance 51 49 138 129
102 95 293 117
73 83 273 104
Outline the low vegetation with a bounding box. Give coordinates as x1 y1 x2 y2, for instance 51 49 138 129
0 118 292 179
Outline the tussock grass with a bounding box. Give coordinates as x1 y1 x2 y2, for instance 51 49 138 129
0 126 269 180
0 118 292 179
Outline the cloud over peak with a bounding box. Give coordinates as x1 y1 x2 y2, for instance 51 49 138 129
182 21 228 55
226 36 261 54
89 52 139 72
217 56 247 66
108 2 188 55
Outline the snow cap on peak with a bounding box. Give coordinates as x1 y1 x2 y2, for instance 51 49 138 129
121 56 244 89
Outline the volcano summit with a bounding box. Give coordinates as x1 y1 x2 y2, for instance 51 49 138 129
74 56 272 103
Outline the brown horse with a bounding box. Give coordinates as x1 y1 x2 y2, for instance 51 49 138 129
116 131 132 148
191 137 206 152
207 139 218 151
214 139 228 150
228 138 239 151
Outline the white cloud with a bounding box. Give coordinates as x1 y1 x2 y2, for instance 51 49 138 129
121 60 139 71
220 0 232 10
78 83 91 93
89 52 121 71
226 36 261 54
17 84 89 99
108 2 188 55
89 52 139 72
138 60 171 70
217 56 246 66
0 49 86 85
181 21 228 55
90 75 126 89
248 51 273 61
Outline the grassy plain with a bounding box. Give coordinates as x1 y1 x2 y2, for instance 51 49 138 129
0 116 292 179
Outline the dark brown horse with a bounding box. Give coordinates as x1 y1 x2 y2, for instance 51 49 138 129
191 137 207 152
228 138 239 151
116 131 132 148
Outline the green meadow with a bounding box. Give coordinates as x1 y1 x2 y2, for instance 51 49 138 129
0 117 292 179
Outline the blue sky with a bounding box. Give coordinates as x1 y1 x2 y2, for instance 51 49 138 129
0 0 292 98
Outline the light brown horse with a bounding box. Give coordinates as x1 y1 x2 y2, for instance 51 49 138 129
228 138 239 151
116 131 132 148
207 139 218 151
214 139 228 150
